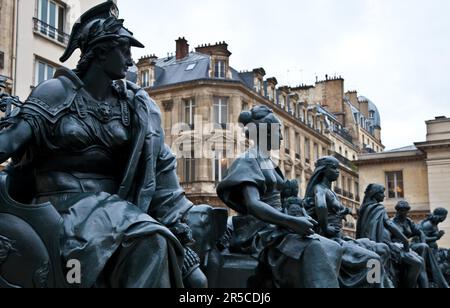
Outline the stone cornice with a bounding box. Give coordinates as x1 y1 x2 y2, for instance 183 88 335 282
355 150 426 166
415 139 450 151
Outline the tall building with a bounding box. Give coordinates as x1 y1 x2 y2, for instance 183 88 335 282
356 116 450 248
136 38 385 234
0 0 106 101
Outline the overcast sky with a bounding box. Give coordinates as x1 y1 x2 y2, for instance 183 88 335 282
118 0 450 150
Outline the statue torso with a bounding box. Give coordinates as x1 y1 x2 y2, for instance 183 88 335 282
26 87 132 205
259 157 284 210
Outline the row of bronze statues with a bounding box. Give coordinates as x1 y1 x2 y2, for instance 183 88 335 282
215 105 449 288
0 1 449 288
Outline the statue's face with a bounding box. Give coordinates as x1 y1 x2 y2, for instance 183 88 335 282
374 189 386 202
438 214 447 223
101 39 133 80
397 208 410 217
324 163 340 182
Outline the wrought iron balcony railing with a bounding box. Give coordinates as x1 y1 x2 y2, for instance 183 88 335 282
33 18 70 45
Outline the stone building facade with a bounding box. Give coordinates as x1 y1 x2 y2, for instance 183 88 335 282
356 116 450 248
136 38 385 235
0 0 105 101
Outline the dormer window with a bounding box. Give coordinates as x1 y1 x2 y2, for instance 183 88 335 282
255 79 262 93
369 110 375 119
279 96 285 109
141 70 150 88
268 87 274 101
214 60 226 78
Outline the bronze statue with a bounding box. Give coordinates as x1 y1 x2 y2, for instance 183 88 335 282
417 208 448 252
217 106 343 288
304 157 392 288
357 184 427 288
392 201 449 288
0 1 205 288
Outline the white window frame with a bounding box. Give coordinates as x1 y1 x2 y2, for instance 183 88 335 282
35 59 56 86
141 70 149 88
37 0 65 38
213 151 228 183
214 97 229 126
386 171 404 199
215 60 225 78
284 127 290 150
184 98 196 128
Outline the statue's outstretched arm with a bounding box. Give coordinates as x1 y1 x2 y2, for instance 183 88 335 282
0 120 33 164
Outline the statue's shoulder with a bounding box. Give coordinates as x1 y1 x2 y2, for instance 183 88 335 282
125 80 161 117
22 67 82 123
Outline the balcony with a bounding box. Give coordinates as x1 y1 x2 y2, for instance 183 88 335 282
333 152 357 170
33 18 70 46
333 127 353 143
356 195 360 202
334 187 342 195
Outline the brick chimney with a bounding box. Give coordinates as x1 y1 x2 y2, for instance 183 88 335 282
176 37 189 60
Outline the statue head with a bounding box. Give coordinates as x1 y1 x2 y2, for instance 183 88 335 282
395 200 411 218
363 184 386 205
303 156 340 201
60 1 144 79
239 105 282 152
430 208 448 224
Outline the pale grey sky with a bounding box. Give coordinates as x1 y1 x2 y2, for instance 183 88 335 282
119 0 450 150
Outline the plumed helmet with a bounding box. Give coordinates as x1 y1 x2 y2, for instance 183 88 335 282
60 1 144 62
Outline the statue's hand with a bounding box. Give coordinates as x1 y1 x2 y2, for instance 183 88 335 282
438 231 445 239
403 240 410 252
289 217 317 237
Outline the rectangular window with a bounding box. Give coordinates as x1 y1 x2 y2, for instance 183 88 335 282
214 97 229 128
314 143 319 161
284 127 290 150
213 151 228 183
184 153 196 183
295 133 301 160
141 70 149 88
279 96 285 109
214 60 225 78
305 138 311 163
184 98 196 129
355 182 360 200
37 0 65 43
35 59 56 86
268 88 274 101
255 79 262 93
386 171 404 199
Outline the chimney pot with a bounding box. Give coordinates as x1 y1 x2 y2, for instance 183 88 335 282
176 37 189 60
